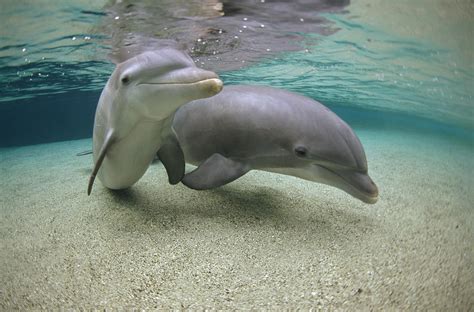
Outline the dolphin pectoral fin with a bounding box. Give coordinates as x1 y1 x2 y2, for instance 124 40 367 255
182 154 250 190
157 135 185 185
88 130 114 196
76 150 93 156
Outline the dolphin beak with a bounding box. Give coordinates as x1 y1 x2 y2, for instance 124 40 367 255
144 67 220 85
140 67 223 97
334 169 379 204
206 78 223 95
317 165 379 204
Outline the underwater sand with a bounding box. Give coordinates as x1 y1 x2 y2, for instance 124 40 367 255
1 127 473 310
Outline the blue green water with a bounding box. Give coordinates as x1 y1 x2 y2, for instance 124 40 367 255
224 14 473 129
1 1 472 147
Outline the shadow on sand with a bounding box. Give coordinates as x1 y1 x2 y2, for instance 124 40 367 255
99 181 377 244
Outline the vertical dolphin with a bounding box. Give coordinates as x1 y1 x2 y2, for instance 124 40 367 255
88 48 223 194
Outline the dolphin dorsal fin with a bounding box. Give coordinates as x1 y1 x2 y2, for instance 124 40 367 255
87 130 115 195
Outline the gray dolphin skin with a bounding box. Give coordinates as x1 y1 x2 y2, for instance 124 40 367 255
88 48 223 195
173 85 379 204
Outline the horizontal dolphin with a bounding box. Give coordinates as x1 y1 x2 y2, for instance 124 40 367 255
172 85 379 204
88 48 223 195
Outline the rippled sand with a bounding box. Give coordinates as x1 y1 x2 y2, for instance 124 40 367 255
1 127 472 309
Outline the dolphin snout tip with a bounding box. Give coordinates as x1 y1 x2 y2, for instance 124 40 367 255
343 170 379 204
363 177 379 204
364 195 378 204
214 78 223 92
208 78 223 95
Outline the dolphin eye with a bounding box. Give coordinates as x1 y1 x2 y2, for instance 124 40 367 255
294 146 308 158
121 75 130 84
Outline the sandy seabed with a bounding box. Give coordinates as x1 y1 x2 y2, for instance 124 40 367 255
1 127 473 310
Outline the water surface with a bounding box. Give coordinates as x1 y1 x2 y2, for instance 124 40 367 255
1 0 472 146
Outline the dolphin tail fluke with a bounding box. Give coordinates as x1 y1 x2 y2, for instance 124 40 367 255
182 153 250 190
88 130 115 195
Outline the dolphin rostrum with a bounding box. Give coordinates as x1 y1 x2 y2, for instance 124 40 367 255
172 85 379 204
88 48 223 195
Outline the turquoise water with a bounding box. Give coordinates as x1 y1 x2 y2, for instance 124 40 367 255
1 0 472 145
224 15 473 129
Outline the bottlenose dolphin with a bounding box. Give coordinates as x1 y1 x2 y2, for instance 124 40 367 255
88 48 223 195
173 85 379 204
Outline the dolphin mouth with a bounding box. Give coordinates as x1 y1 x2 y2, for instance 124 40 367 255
139 78 221 86
139 78 223 95
139 67 221 88
317 165 379 204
